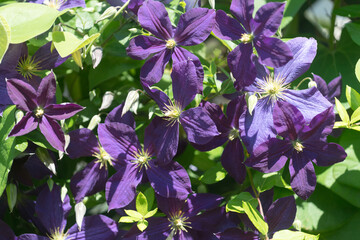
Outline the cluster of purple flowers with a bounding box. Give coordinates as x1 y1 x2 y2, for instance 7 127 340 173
0 0 348 239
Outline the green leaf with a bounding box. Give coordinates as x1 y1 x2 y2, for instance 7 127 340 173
0 3 59 43
334 5 360 18
334 121 349 129
124 209 143 220
14 136 28 154
356 59 360 83
52 31 100 57
242 201 268 236
199 162 227 184
351 107 360 124
335 98 350 124
119 216 137 223
136 192 148 216
253 170 291 193
143 187 155 210
75 11 94 31
144 208 158 218
345 85 360 111
25 130 56 151
137 219 148 232
280 0 306 30
273 230 319 240
346 22 360 46
226 192 258 213
0 15 10 63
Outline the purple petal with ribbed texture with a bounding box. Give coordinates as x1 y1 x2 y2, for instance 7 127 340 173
39 116 65 151
0 43 27 72
255 36 292 68
105 164 143 210
124 217 170 240
147 161 192 200
32 42 68 70
275 37 317 84
0 220 16 240
67 128 99 159
259 189 274 214
213 10 243 40
138 0 173 40
180 107 219 145
300 107 334 142
25 154 53 179
226 95 247 129
327 75 342 102
312 73 329 97
221 139 246 184
253 2 285 36
35 184 71 234
17 234 48 240
273 101 305 141
56 0 86 11
305 142 346 167
67 215 118 240
228 44 256 91
142 84 171 111
70 161 108 203
44 103 83 120
0 75 13 114
98 123 140 163
245 138 292 173
6 78 37 111
265 196 296 234
36 72 56 107
144 116 179 165
105 103 135 128
140 49 171 86
8 112 38 137
185 193 223 218
174 8 215 46
243 56 271 93
230 0 254 32
189 208 225 232
289 153 316 200
171 60 198 108
156 195 185 216
126 35 166 60
176 230 193 240
215 228 258 240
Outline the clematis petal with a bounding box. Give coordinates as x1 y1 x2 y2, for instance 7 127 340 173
147 161 192 200
17 234 48 240
123 217 170 239
226 95 247 129
275 37 317 84
70 161 108 203
246 138 292 173
327 75 342 101
253 2 285 36
140 49 172 86
105 103 135 128
126 35 166 60
138 0 173 40
44 103 84 120
265 196 296 234
305 142 346 167
180 107 219 145
8 112 38 137
142 84 171 112
67 128 99 159
213 10 244 40
32 42 68 70
174 8 215 46
230 0 254 32
56 0 86 11
215 228 258 240
0 75 13 114
6 78 37 111
67 215 118 240
221 139 246 184
39 116 65 152
98 123 140 163
289 154 317 200
185 193 223 218
254 36 293 68
312 73 329 98
0 220 16 240
0 43 27 72
36 72 56 107
105 164 143 210
228 44 256 91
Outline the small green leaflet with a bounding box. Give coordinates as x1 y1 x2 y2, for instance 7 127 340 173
273 230 319 240
356 59 360 83
0 15 10 63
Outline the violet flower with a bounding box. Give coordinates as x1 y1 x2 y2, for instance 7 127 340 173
241 37 332 153
28 0 86 11
98 119 193 210
212 0 293 90
143 60 219 165
192 96 247 184
246 101 347 199
7 72 84 151
126 0 215 92
67 104 135 203
312 73 342 104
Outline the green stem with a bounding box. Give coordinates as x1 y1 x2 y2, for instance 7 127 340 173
329 0 341 50
211 32 233 51
295 77 312 90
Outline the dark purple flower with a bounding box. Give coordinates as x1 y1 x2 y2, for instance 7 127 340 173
192 96 247 184
28 0 86 11
246 101 347 199
126 0 215 92
7 73 84 151
67 104 135 203
143 60 219 164
241 37 332 153
312 73 342 104
212 0 293 90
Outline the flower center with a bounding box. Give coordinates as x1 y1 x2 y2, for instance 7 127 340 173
43 0 67 9
256 74 289 103
166 39 177 49
48 228 69 240
93 146 114 170
169 211 191 234
228 128 239 141
132 148 152 170
292 140 304 153
34 107 45 118
240 33 253 44
162 100 182 126
16 56 41 80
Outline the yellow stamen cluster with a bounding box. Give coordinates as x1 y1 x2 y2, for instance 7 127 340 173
256 74 289 103
48 228 70 240
168 211 191 234
43 0 67 9
240 33 254 44
166 39 177 49
131 148 152 170
16 56 41 80
292 140 304 153
35 107 45 118
162 100 182 126
228 128 239 141
93 146 114 170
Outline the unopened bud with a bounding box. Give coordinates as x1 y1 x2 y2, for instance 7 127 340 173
308 80 317 88
36 148 57 175
96 6 117 23
6 183 17 212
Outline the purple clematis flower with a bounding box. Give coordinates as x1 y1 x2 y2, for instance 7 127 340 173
98 117 193 210
192 96 247 184
28 0 86 11
124 193 224 239
67 104 135 203
7 72 84 151
126 0 215 92
241 37 332 153
212 0 293 90
143 60 219 165
312 73 342 104
246 101 347 199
